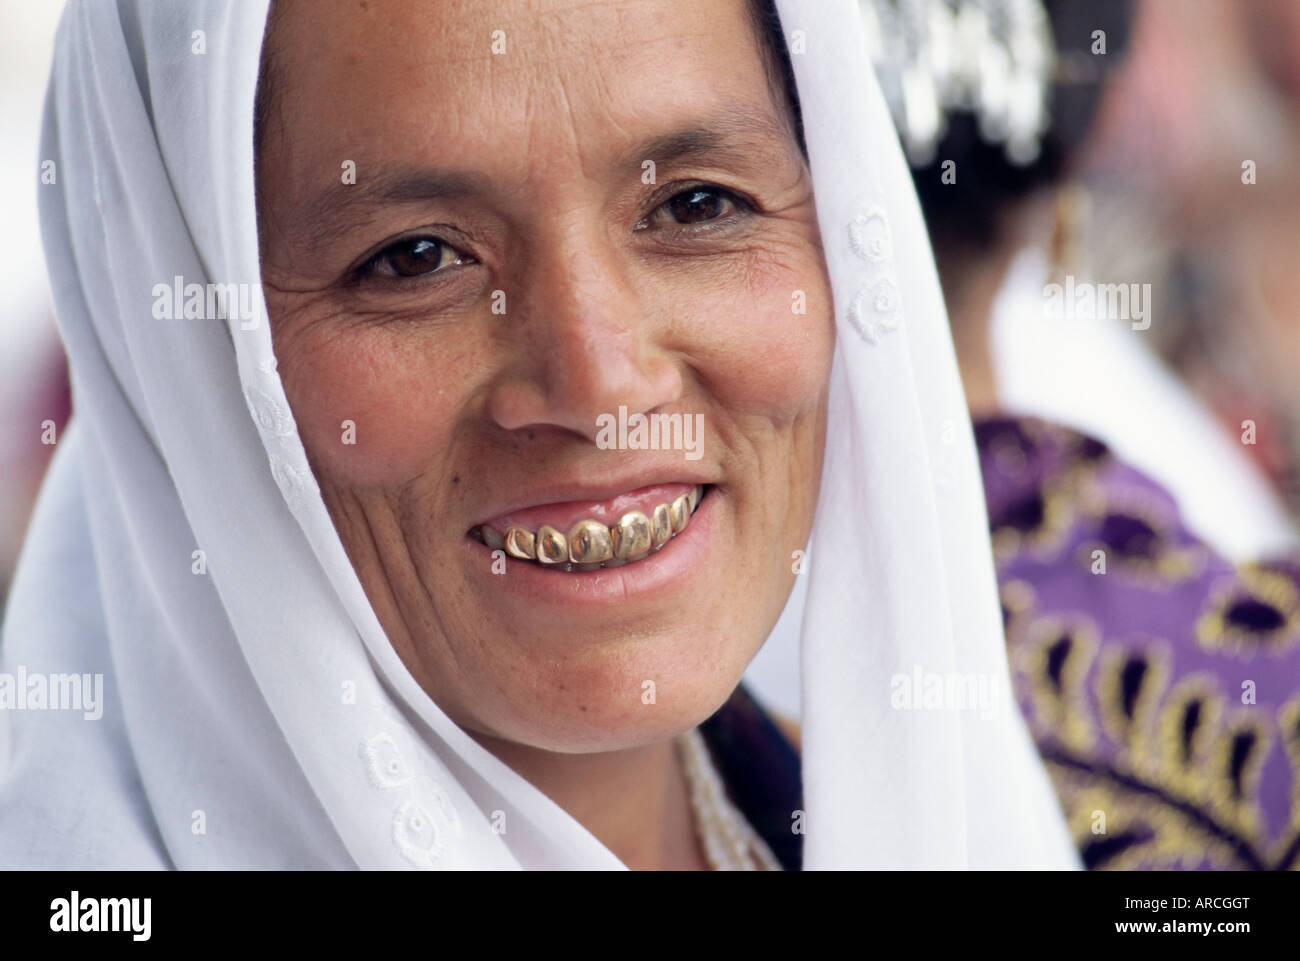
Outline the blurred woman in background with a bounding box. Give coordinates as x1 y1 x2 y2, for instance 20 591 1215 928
866 0 1300 869
1089 0 1300 533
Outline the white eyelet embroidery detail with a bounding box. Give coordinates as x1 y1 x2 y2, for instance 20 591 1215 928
244 385 294 437
848 276 902 344
393 800 444 865
361 729 465 869
242 379 320 514
848 209 893 263
362 732 416 788
269 457 318 510
846 206 904 345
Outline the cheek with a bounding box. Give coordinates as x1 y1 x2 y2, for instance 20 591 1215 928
676 245 834 425
277 324 471 488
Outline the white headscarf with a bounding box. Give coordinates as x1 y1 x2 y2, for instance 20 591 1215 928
0 0 1078 869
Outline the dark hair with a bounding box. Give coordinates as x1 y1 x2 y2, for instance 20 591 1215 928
252 1 285 159
910 0 1134 258
748 0 807 158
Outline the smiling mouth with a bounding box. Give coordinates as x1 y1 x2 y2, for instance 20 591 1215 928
468 484 708 572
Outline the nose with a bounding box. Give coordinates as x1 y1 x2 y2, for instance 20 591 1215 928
485 222 683 445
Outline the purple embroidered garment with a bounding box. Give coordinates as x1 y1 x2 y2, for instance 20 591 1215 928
976 416 1300 870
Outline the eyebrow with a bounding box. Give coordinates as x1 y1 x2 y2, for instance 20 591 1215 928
628 106 796 172
284 104 797 253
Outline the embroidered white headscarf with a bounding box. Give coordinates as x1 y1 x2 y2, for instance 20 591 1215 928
0 0 1078 869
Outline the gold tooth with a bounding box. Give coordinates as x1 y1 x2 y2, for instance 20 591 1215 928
612 511 652 559
650 503 673 547
567 519 613 564
493 488 705 569
535 525 568 565
670 493 691 533
504 526 536 560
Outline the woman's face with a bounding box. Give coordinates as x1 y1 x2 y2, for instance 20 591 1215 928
256 0 834 753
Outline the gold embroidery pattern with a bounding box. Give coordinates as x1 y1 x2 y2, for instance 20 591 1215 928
983 420 1079 565
1011 625 1300 870
984 418 1300 869
1072 478 1207 589
983 420 1205 587
1196 563 1300 657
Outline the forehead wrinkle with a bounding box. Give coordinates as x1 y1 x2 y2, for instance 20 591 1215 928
500 4 795 175
514 10 790 182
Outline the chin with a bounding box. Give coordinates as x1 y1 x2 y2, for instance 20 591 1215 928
464 616 765 755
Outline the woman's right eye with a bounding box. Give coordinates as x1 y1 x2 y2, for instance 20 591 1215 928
361 236 474 279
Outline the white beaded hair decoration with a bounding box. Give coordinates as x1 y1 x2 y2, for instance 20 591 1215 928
860 0 1056 167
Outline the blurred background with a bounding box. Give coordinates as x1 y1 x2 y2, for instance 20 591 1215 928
1 2 67 614
1 0 1297 617
1074 0 1300 551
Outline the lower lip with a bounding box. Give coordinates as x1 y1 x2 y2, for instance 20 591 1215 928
462 487 719 608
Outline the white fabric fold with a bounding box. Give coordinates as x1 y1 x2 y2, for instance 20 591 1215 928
0 0 1078 870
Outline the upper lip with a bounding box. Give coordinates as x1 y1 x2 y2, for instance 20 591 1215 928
468 468 714 531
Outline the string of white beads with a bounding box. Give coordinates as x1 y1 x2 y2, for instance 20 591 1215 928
675 728 783 871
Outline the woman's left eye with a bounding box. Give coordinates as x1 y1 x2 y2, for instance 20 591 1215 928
360 236 473 279
641 186 749 230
